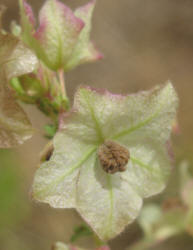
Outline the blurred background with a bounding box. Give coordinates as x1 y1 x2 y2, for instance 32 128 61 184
1 0 193 249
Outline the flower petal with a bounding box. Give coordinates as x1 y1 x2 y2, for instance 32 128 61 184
6 39 38 79
58 89 106 145
19 0 36 44
27 0 84 70
32 132 97 208
0 33 38 79
76 153 142 241
21 0 36 27
120 138 171 198
0 24 36 147
0 70 33 147
112 82 178 144
69 83 178 146
32 83 178 241
65 0 102 71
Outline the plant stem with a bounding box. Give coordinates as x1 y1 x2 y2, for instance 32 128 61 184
58 69 66 98
57 69 70 129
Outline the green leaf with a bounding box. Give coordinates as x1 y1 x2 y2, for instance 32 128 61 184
10 77 25 95
32 83 178 241
11 74 44 104
44 124 57 139
70 224 93 243
0 70 33 147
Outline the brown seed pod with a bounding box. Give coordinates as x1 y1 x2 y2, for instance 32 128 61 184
98 140 130 174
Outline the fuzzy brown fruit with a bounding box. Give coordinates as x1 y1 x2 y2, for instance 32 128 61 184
98 140 130 174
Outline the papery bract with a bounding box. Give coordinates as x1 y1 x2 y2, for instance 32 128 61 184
0 21 38 80
0 8 37 147
64 0 103 71
32 83 178 241
0 70 34 147
19 0 102 71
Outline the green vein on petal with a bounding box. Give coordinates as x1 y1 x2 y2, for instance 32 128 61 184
81 88 105 142
130 157 164 179
32 83 178 240
35 145 97 197
111 105 163 140
106 174 114 238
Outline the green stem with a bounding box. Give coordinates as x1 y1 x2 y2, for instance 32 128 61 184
58 69 67 98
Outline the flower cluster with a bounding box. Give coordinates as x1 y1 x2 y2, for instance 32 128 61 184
19 0 102 71
0 0 179 244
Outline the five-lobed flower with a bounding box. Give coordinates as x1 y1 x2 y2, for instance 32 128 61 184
32 83 178 241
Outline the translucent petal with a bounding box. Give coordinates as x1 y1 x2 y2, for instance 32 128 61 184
32 132 97 208
120 138 171 198
112 82 178 145
20 0 84 70
0 33 38 79
20 0 102 71
0 71 33 147
70 84 178 145
65 0 102 71
32 83 178 240
6 40 38 79
76 153 142 241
